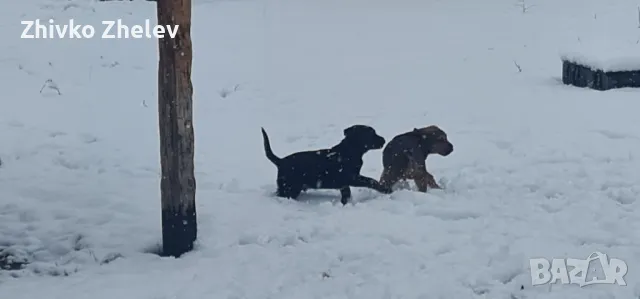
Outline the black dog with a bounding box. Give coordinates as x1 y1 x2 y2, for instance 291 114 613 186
261 125 392 205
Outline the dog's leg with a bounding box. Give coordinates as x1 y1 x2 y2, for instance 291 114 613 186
339 186 352 205
350 175 393 194
379 167 402 190
406 159 440 192
413 174 429 192
279 186 303 199
424 171 440 189
276 177 288 197
276 177 303 199
412 168 440 192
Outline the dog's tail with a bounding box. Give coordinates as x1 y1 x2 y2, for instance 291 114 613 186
261 127 281 166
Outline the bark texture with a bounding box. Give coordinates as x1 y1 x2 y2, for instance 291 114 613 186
157 0 196 258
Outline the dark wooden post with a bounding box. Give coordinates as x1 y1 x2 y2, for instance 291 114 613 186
156 0 196 257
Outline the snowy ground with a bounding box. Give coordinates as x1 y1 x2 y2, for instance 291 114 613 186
2 0 640 298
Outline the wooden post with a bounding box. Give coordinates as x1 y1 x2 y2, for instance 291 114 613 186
156 0 196 257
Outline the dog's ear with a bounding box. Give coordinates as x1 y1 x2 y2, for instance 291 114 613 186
412 128 427 138
344 126 357 137
417 126 441 136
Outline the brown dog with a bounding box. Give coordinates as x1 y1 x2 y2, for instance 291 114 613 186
379 126 453 192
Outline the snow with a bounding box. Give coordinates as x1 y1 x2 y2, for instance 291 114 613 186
2 0 640 298
557 6 640 72
560 46 640 72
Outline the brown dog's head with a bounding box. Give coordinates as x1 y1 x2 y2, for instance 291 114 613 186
412 125 453 156
343 125 386 151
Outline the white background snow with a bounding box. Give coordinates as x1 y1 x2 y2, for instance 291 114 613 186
1 0 640 298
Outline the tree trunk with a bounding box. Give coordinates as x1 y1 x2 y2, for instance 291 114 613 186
156 0 196 258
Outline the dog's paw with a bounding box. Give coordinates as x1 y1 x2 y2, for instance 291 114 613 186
435 177 452 190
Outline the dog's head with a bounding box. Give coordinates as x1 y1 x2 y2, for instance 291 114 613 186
412 125 453 156
343 125 386 151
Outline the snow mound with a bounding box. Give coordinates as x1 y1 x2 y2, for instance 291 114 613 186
560 47 640 72
558 16 640 72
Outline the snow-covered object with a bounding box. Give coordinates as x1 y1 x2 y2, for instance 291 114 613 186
560 48 640 72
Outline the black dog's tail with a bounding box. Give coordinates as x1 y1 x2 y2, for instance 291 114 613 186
261 127 281 166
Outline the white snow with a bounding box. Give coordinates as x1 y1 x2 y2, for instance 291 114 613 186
557 9 640 72
2 0 640 298
560 45 640 72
